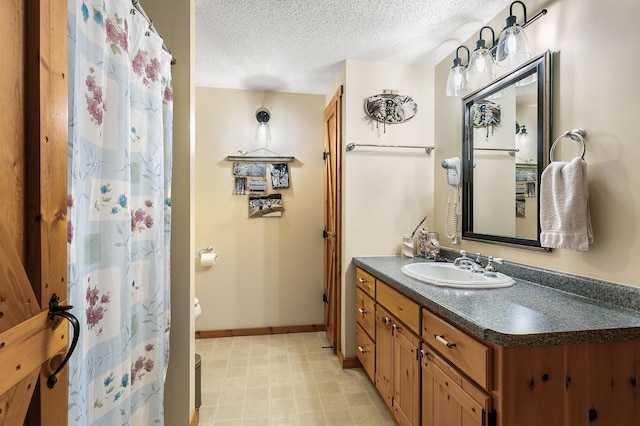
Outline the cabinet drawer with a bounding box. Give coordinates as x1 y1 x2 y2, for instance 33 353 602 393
356 323 375 382
356 288 376 339
377 282 420 334
422 309 490 389
356 268 376 298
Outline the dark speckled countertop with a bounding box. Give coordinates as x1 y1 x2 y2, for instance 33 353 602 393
353 255 640 348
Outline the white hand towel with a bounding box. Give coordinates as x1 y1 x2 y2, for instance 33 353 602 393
540 157 593 251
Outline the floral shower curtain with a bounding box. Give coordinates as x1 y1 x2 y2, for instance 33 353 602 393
67 0 173 424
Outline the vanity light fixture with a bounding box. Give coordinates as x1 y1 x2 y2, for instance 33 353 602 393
255 107 271 144
445 46 471 97
496 1 531 67
444 1 547 97
465 26 496 87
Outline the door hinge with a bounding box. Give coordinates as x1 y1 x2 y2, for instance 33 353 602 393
322 228 328 239
323 151 330 160
323 292 328 304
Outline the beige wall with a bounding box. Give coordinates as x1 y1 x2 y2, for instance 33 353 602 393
434 0 640 287
338 60 435 357
145 1 639 421
143 0 196 424
194 88 326 331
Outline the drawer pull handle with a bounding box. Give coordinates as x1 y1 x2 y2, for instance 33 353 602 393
384 317 391 325
358 277 367 283
434 334 457 349
358 345 368 354
358 308 367 315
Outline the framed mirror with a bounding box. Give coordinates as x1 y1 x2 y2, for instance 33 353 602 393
462 50 552 249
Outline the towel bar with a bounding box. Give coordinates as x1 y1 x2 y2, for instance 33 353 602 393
346 143 435 154
550 128 586 162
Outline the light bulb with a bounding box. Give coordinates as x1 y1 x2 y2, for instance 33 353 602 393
255 122 271 144
466 26 496 86
496 10 531 67
446 66 467 97
466 48 495 85
516 126 530 149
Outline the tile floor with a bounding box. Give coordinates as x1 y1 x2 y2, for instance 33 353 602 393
195 331 397 425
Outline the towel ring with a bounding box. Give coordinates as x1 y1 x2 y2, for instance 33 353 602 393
550 128 586 162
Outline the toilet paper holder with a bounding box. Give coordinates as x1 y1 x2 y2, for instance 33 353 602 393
197 246 214 258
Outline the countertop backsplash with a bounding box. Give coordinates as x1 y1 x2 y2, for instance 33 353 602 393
438 246 640 313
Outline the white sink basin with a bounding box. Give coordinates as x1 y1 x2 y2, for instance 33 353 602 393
401 262 515 289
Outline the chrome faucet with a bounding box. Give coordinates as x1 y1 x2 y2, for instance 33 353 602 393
453 250 484 272
484 256 497 277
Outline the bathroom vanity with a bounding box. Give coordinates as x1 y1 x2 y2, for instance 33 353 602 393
353 256 640 426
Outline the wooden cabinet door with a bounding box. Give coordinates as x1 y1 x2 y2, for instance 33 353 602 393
422 344 490 426
393 322 420 426
421 346 435 426
375 305 394 410
376 304 420 425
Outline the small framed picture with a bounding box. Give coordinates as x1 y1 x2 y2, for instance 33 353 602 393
516 198 526 217
271 163 290 189
232 162 266 177
249 194 284 218
248 179 268 192
233 177 246 195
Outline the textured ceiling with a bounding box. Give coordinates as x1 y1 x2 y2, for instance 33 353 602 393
195 0 514 94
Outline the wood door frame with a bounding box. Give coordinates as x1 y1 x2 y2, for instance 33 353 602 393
323 86 343 356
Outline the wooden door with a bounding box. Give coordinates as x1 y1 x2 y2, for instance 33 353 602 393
0 0 69 424
323 86 342 352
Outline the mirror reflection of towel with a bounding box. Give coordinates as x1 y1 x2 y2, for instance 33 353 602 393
540 157 593 251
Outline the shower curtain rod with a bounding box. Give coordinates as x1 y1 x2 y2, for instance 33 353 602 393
131 0 177 65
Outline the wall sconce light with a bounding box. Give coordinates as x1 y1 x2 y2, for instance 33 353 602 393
446 46 470 97
496 1 531 67
255 107 271 144
516 124 531 149
466 26 496 86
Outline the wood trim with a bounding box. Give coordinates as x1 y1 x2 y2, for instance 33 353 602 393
196 324 326 339
189 409 199 426
338 350 362 369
